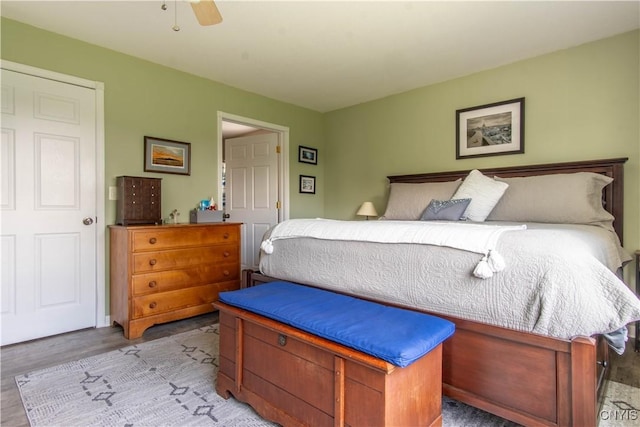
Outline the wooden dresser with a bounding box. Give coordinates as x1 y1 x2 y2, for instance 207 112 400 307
109 223 241 339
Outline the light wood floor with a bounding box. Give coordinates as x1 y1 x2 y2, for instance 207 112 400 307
1 315 638 427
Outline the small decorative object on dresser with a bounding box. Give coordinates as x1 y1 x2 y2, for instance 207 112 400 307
116 176 162 225
109 223 241 339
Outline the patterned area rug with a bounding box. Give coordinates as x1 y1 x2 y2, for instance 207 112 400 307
15 324 639 426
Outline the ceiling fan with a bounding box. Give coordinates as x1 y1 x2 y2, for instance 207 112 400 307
162 0 222 30
189 0 223 26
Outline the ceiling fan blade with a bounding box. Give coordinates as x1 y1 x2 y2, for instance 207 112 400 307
190 0 223 26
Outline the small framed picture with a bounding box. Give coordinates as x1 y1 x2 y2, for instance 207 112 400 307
456 97 525 159
298 145 318 165
299 175 316 194
144 136 191 175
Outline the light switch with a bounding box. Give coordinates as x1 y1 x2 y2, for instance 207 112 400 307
108 186 118 200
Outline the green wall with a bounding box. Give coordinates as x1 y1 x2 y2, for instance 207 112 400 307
324 30 640 263
2 19 639 294
1 18 326 223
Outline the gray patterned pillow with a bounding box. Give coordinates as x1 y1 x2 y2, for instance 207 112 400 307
420 198 471 221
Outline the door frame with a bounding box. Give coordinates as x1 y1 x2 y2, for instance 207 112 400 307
1 60 108 328
216 111 290 222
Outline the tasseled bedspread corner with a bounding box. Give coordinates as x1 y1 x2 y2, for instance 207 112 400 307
473 250 506 279
260 239 274 254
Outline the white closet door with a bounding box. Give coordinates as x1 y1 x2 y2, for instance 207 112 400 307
1 69 97 345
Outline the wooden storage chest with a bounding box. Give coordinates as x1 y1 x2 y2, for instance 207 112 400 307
215 302 445 427
109 223 241 339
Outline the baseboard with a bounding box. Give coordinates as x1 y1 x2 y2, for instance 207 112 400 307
96 315 111 328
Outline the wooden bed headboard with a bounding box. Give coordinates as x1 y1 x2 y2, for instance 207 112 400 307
387 158 628 243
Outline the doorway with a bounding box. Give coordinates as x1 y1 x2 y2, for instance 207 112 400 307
217 112 289 271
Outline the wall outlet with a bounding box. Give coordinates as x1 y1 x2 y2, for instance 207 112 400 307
108 186 118 201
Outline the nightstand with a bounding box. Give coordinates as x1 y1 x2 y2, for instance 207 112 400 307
636 251 639 352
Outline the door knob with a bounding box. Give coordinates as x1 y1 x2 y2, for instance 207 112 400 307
83 217 94 225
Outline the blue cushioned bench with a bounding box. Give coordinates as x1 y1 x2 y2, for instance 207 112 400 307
218 281 454 367
214 281 455 427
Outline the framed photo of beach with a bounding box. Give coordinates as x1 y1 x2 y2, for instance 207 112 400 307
298 146 318 165
456 98 525 159
144 136 191 175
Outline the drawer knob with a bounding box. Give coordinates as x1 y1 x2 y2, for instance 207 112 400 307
278 334 287 346
148 281 157 288
149 259 157 266
149 302 157 309
597 360 608 368
223 270 230 276
223 233 230 239
223 251 230 258
149 237 157 244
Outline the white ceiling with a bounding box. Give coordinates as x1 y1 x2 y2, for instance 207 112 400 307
2 1 639 113
221 121 260 137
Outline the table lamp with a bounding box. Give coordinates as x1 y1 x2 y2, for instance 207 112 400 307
356 201 378 220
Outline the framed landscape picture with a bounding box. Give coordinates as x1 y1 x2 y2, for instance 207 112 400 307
144 136 191 175
298 146 318 165
456 98 525 159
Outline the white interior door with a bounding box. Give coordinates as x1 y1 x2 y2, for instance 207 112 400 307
1 68 98 345
225 133 279 271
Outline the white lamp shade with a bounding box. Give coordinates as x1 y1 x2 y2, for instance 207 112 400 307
356 201 378 217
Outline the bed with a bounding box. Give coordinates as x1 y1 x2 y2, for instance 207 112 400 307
248 157 640 427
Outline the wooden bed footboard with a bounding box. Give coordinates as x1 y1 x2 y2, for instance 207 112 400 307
245 271 609 427
439 314 608 427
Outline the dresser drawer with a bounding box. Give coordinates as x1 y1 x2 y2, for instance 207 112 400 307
132 264 240 295
131 225 239 251
132 282 237 319
132 244 239 273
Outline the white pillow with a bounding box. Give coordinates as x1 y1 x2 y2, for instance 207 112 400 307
452 169 509 221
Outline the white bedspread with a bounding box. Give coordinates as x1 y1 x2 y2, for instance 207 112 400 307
261 219 526 278
259 221 640 341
